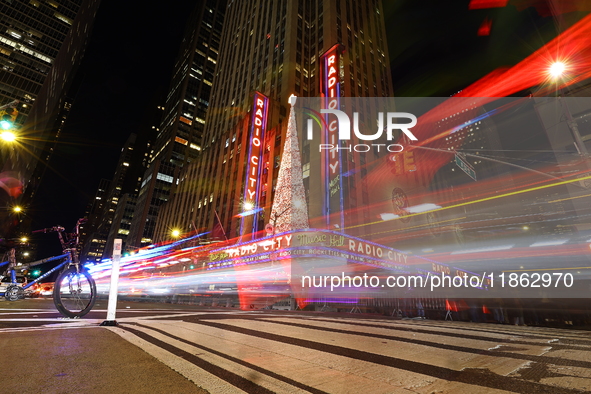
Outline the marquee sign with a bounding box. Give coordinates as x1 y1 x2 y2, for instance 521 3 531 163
320 44 345 230
241 91 269 235
204 230 411 272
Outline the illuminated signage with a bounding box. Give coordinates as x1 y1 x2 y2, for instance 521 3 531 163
241 91 269 235
320 44 345 230
204 230 411 271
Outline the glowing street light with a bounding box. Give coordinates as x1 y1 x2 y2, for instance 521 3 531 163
549 61 566 78
1 131 16 142
20 237 28 243
171 229 181 238
13 206 22 213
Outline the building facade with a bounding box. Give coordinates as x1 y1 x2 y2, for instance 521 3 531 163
79 177 109 262
126 0 226 249
155 0 394 243
0 0 101 237
79 133 149 262
0 0 87 120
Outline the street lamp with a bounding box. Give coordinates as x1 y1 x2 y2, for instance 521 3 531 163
1 130 16 142
549 61 566 78
171 229 181 238
12 206 22 213
547 59 590 158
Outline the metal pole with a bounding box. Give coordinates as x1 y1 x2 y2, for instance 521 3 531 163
101 239 122 326
560 96 589 157
413 145 588 187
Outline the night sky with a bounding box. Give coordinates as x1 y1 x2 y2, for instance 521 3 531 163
30 0 196 228
27 0 574 254
383 0 559 96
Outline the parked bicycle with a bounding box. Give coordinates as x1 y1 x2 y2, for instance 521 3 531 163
31 219 97 318
0 247 26 301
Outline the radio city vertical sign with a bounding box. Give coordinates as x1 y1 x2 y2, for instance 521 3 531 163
320 44 345 231
241 91 269 236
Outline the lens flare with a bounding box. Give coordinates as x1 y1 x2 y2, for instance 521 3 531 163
549 61 566 77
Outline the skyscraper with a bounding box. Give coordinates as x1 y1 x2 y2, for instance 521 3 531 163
78 177 109 262
0 0 101 237
126 0 226 249
155 0 394 243
79 132 148 262
0 0 90 118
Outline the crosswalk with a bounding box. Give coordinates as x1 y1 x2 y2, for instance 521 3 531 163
102 311 591 393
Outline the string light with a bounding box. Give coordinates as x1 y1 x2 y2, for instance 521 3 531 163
269 97 309 233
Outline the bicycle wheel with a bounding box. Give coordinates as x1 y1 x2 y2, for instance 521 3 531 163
53 267 97 318
4 285 24 301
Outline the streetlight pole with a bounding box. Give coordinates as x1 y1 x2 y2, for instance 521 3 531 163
412 145 568 182
549 62 589 157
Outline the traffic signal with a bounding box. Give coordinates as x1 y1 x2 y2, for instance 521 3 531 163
403 151 417 172
0 107 18 130
388 151 417 174
387 153 403 175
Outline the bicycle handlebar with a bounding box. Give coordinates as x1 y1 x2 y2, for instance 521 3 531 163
32 226 65 234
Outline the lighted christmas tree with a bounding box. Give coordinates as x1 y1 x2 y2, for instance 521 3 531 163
269 95 309 233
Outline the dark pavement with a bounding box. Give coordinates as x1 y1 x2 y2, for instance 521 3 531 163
2 298 591 393
0 298 208 394
1 328 207 394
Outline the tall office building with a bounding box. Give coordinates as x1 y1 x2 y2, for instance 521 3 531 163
126 0 226 249
155 0 394 242
79 177 109 262
0 0 101 237
0 0 88 118
79 133 149 262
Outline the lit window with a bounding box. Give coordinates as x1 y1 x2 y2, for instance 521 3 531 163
54 12 73 25
156 173 173 183
302 163 310 178
175 136 188 145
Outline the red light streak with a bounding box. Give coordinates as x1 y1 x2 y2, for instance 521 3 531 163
478 17 492 36
469 0 509 9
369 13 591 188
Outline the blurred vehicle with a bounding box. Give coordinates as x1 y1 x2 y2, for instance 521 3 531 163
24 282 41 298
37 282 55 297
0 275 27 299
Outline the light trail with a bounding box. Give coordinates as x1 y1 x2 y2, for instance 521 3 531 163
345 173 591 231
503 267 591 272
548 192 591 203
367 217 466 238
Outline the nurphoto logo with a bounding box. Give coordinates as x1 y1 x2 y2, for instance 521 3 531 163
305 109 419 153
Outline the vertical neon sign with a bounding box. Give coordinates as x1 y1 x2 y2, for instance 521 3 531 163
320 44 345 230
241 91 268 237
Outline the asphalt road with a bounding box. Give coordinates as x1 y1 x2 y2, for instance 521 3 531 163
1 298 591 393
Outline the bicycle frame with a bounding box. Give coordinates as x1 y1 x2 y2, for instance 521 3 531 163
0 253 69 297
1 219 86 298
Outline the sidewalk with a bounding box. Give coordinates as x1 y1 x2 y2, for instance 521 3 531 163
1 326 208 394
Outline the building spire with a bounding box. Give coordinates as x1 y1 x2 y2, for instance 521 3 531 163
269 95 309 234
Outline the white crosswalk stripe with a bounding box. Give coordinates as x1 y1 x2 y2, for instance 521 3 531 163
106 312 591 393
